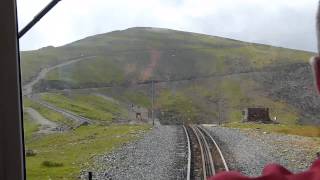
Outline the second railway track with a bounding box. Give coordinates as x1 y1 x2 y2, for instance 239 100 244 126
183 125 229 180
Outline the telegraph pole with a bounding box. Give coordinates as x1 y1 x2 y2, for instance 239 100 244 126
151 79 155 126
218 86 220 123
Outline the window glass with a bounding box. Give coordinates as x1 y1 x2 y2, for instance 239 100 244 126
18 0 320 179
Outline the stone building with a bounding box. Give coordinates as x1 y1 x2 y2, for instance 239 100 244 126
242 108 273 123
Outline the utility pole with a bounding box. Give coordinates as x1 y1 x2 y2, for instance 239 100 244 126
151 79 155 126
217 99 220 122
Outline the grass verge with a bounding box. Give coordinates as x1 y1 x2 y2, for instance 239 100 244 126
23 112 40 142
25 124 150 180
225 122 320 137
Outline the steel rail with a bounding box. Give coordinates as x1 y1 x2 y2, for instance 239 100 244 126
198 126 229 171
190 125 207 179
195 126 215 176
183 125 191 180
184 125 229 179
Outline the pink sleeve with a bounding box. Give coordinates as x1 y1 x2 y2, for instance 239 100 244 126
208 159 320 180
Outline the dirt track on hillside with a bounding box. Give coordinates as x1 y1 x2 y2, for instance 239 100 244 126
23 56 96 96
23 56 96 132
24 107 59 133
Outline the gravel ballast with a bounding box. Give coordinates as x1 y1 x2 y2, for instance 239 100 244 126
206 126 320 177
85 125 187 180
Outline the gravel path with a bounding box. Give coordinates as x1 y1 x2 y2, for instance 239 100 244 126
206 126 320 177
93 93 120 105
33 97 92 126
24 107 59 133
83 125 187 180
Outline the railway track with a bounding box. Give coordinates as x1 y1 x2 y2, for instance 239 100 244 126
184 125 228 180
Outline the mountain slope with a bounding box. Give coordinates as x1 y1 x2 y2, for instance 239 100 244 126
21 27 320 125
21 27 311 85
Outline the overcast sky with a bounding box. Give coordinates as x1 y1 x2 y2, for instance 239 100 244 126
17 0 319 52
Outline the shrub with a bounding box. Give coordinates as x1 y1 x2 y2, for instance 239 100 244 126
41 161 64 167
25 149 37 157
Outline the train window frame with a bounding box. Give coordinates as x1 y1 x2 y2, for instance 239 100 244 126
0 0 26 179
0 1 318 179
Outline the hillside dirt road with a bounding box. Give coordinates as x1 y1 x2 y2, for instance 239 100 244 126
22 55 156 130
33 95 92 126
24 107 60 133
22 56 96 131
23 56 96 96
94 93 157 125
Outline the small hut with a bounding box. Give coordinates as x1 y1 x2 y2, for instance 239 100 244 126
242 108 272 123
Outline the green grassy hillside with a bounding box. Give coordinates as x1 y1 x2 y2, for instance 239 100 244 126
40 93 128 122
21 27 311 85
45 57 124 86
21 27 320 125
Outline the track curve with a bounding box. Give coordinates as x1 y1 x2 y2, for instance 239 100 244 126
184 125 228 179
